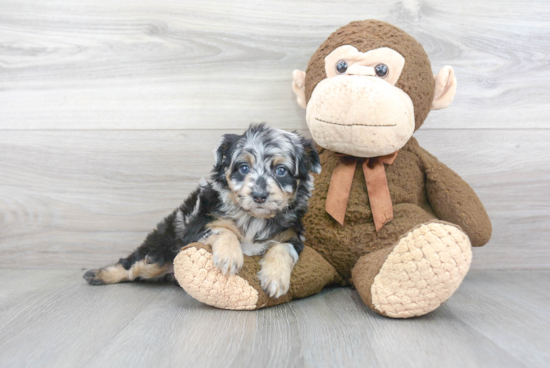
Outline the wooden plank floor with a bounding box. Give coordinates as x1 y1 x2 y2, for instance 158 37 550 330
0 269 548 368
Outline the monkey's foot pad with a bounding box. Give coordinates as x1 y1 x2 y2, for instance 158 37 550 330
174 245 259 310
371 223 472 318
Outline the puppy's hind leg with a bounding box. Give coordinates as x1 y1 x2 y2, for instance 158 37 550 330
84 183 209 285
83 260 132 286
83 253 172 286
84 222 179 285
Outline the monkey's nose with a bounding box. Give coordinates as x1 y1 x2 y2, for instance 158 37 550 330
252 191 268 203
346 64 375 76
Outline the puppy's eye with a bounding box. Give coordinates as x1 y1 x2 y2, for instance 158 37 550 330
275 166 287 176
336 60 348 74
239 164 250 175
375 63 389 78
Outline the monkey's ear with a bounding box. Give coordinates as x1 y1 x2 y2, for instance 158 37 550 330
292 70 307 109
431 66 457 110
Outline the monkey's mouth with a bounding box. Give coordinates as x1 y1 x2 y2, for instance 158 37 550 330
315 117 396 127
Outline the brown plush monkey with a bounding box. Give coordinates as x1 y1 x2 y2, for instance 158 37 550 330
173 20 492 318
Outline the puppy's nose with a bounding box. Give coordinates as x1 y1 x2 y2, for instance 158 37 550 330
252 191 268 203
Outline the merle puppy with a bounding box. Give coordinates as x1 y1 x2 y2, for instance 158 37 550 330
84 124 321 298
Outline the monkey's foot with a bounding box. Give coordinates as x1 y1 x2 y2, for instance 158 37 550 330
174 243 341 311
353 222 472 318
174 243 259 310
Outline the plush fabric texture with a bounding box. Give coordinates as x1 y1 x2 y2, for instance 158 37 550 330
351 245 395 314
304 19 434 131
431 65 457 110
174 243 259 310
353 221 472 318
306 74 415 157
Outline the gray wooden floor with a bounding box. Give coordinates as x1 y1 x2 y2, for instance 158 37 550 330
0 270 548 368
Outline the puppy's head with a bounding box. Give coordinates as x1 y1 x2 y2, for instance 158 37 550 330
212 123 321 218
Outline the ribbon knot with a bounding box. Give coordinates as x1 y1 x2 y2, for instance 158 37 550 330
325 151 399 231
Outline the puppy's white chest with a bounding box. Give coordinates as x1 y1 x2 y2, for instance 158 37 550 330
235 215 271 256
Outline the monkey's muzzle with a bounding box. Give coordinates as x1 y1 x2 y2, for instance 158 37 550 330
306 76 415 157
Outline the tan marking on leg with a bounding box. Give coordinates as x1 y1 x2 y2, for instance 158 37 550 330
257 243 296 298
205 227 244 275
96 260 171 284
370 223 472 318
96 264 129 284
128 260 172 281
206 219 243 241
174 246 259 310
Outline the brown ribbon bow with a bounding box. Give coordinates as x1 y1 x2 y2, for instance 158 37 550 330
325 151 399 231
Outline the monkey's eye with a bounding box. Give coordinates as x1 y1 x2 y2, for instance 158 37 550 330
239 164 250 175
336 60 348 74
375 64 389 78
275 166 287 176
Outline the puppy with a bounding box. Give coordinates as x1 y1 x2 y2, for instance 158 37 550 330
84 123 321 298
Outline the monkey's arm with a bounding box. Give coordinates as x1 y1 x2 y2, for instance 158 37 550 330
419 148 492 247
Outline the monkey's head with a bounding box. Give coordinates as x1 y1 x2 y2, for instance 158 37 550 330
292 20 457 157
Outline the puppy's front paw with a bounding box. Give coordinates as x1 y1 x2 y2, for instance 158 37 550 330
212 243 244 276
257 243 296 298
257 265 291 299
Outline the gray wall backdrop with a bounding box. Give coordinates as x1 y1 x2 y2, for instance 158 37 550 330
1 0 549 270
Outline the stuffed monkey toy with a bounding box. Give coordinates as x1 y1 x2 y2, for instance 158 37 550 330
173 20 492 318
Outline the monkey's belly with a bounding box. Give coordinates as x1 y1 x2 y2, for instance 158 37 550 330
303 202 436 280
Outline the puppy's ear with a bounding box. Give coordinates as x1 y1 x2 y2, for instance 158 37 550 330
214 134 240 170
303 138 321 174
296 137 321 178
